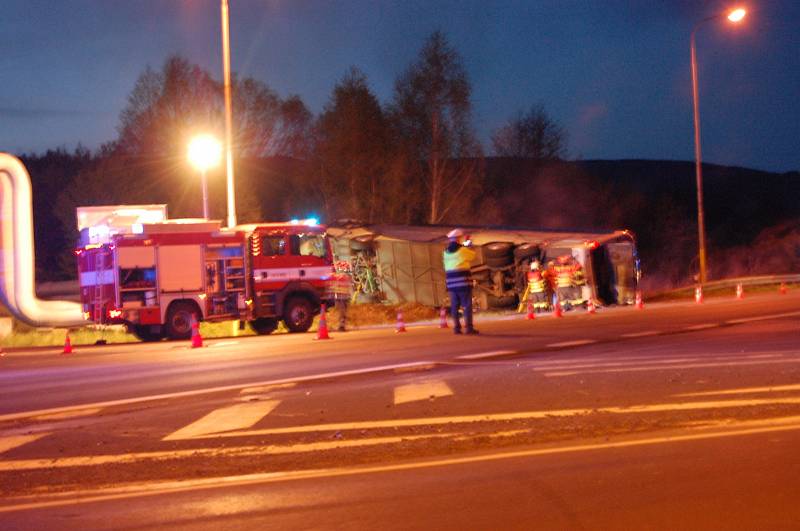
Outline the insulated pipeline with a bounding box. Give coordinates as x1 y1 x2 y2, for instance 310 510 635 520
0 153 85 327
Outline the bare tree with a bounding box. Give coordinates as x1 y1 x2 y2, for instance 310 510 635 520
390 31 484 224
492 103 567 160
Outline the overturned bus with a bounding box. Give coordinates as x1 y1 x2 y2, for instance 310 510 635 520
326 223 640 310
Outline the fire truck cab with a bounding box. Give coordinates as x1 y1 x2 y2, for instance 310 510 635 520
76 206 333 341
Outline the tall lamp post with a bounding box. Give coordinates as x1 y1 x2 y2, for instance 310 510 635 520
220 0 237 229
188 134 222 219
690 7 746 284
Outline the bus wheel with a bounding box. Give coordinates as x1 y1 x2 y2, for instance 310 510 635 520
249 317 278 335
283 297 313 333
165 301 199 340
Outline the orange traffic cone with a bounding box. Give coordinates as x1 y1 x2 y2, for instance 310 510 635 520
695 286 704 304
315 304 331 340
62 332 73 355
635 291 644 310
736 283 744 300
587 299 597 314
190 315 203 348
780 283 788 295
395 311 407 333
439 306 449 328
526 300 536 320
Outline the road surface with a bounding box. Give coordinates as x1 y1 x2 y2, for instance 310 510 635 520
1 292 798 529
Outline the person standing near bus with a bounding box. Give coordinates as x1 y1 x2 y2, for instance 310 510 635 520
443 229 478 335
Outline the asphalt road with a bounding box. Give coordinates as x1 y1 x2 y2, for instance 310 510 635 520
1 292 799 529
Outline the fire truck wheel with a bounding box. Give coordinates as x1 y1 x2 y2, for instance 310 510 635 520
249 317 278 335
129 324 163 342
165 301 199 340
283 297 314 333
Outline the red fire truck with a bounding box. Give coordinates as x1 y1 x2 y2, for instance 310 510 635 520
76 212 333 341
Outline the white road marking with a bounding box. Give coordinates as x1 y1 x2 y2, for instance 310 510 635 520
29 408 102 421
685 323 718 331
185 396 800 439
545 357 800 377
620 330 661 338
0 360 437 423
240 383 296 395
163 400 281 441
547 339 597 348
0 433 455 473
5 416 800 513
676 383 800 397
394 380 453 405
209 341 239 348
0 434 48 454
726 310 800 324
457 350 517 360
534 353 782 373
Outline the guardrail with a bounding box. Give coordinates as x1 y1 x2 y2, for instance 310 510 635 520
651 274 800 299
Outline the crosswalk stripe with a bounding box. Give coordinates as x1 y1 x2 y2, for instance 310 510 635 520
394 380 453 405
163 400 281 441
0 434 48 454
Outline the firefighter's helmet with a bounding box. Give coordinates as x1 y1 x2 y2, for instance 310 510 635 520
446 228 465 240
530 261 540 270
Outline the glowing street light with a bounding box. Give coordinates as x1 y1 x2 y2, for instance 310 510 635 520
188 134 222 219
690 6 746 284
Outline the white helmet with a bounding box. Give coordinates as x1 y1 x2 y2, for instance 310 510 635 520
447 228 465 240
530 260 540 270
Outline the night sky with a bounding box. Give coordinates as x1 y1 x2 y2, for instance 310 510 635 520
1 0 798 173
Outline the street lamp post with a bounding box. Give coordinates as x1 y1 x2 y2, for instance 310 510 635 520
690 7 746 284
188 135 222 219
220 0 237 229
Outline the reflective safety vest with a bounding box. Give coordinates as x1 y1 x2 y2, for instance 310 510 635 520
554 264 574 288
527 270 546 293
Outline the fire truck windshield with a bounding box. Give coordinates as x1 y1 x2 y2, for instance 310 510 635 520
293 233 327 258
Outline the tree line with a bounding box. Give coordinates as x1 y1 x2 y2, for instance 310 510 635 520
18 31 799 288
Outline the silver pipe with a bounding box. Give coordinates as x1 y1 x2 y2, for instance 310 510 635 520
0 153 85 327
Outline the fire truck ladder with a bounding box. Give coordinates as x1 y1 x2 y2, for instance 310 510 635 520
93 251 105 323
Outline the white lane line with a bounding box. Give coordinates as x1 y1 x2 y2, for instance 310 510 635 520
0 434 48 454
163 400 281 441
726 310 800 324
676 383 800 397
545 358 800 377
0 360 437 423
620 330 661 338
0 433 457 473
5 417 800 513
240 383 296 395
209 341 240 348
187 396 800 439
457 350 517 360
394 380 453 405
685 323 718 331
533 353 783 373
547 339 597 348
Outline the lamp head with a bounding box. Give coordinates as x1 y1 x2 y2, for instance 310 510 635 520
727 8 746 23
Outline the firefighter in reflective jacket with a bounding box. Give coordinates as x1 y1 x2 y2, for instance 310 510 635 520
330 260 353 331
443 229 478 335
527 260 549 312
554 254 585 310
